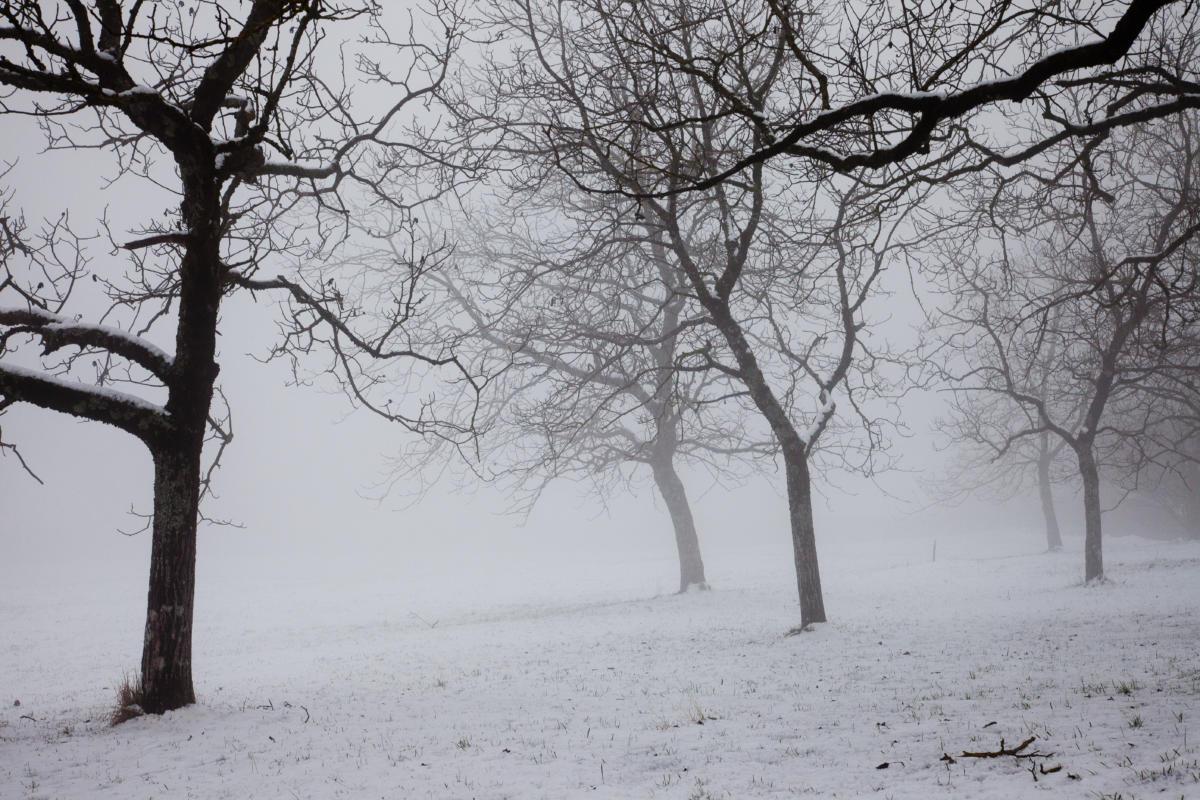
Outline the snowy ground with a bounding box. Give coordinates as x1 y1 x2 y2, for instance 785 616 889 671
2 533 1199 799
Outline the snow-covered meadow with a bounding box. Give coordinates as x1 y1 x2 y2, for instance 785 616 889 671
3 532 1197 800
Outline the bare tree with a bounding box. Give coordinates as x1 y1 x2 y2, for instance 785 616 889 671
0 1 478 713
454 0 1200 594
1107 328 1200 538
931 316 1076 552
1115 421 1200 539
1033 432 1068 552
451 0 933 629
930 111 1200 582
416 178 777 593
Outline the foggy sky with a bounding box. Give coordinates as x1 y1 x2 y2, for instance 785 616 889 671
0 68 1067 614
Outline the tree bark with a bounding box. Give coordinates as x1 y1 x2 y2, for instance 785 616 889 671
1037 434 1063 551
1078 447 1104 582
649 454 708 592
137 163 223 714
139 444 202 713
782 440 826 628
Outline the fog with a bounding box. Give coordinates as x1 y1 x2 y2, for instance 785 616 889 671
0 227 1002 595
0 101 1149 645
2 3 1197 797
4 292 999 594
0 128 997 599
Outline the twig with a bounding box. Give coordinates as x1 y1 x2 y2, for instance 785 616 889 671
961 736 1053 760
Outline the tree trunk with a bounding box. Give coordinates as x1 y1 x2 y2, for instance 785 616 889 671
1037 436 1063 552
782 440 826 628
650 455 708 592
1185 492 1200 540
131 161 222 714
139 443 202 714
696 303 829 625
1179 463 1200 539
138 163 220 714
1078 448 1104 582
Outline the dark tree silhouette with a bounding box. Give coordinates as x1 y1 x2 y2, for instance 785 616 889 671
0 0 479 713
591 0 1199 193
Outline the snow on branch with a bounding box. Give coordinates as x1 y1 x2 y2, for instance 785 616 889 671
0 306 174 380
0 361 170 443
255 159 340 180
799 391 837 451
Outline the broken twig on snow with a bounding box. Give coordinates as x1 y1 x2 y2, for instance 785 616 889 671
961 736 1052 760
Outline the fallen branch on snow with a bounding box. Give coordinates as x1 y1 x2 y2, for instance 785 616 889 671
961 736 1053 760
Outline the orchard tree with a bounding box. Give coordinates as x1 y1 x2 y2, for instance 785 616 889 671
454 0 933 629
580 0 1199 573
0 0 479 713
1109 332 1200 539
932 316 1076 552
427 181 775 593
930 111 1200 582
1129 443 1200 539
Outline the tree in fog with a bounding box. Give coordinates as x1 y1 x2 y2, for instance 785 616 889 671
1128 442 1200 539
414 179 778 593
451 1 934 629
1107 327 1200 540
930 111 1200 582
0 1 480 713
931 316 1076 552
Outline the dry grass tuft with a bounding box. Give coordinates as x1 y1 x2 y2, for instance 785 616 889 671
109 672 146 726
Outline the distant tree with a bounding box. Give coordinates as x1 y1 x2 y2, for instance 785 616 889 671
1034 432 1069 552
931 311 1076 552
1108 334 1200 539
1120 434 1200 540
930 111 1200 582
419 180 776 594
0 1 480 713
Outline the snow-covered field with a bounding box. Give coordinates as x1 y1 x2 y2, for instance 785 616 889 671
2 533 1198 799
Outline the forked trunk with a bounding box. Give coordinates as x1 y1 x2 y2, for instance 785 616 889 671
1078 448 1104 582
783 441 826 628
700 305 828 625
139 443 202 714
1037 438 1063 552
650 455 708 592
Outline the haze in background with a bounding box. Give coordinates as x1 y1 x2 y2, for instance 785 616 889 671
0 98 1084 622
